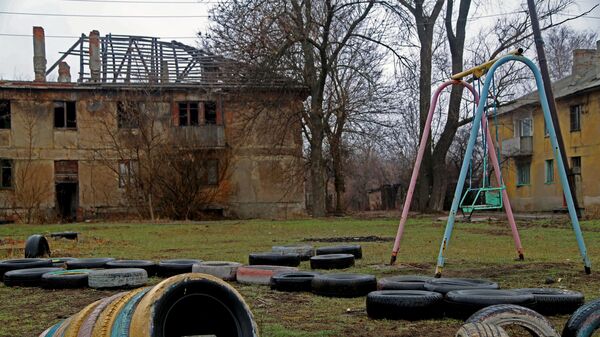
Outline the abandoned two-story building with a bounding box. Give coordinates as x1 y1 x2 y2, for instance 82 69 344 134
0 27 306 222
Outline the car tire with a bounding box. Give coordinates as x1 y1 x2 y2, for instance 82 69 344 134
24 234 51 258
0 258 53 278
88 268 148 289
366 290 443 320
311 273 376 298
445 289 535 319
106 260 158 276
466 304 560 337
513 288 585 315
456 323 509 337
316 245 362 259
65 258 115 269
272 245 315 261
248 253 301 267
270 271 320 292
377 275 433 290
192 261 242 281
41 269 91 289
562 298 600 337
424 278 499 294
157 259 202 277
310 254 355 270
236 265 298 285
3 267 63 287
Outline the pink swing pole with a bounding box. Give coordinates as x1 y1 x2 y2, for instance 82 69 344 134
390 79 524 265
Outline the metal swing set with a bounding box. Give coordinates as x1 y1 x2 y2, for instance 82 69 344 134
389 49 592 277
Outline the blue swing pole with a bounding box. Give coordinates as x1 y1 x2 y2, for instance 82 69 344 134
435 54 591 277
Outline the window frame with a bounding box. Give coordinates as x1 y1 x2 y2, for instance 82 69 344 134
0 100 11 129
516 161 531 186
545 159 554 184
177 102 200 127
54 101 77 130
570 104 581 132
0 159 13 189
517 118 533 137
571 156 581 176
204 101 217 125
118 160 137 188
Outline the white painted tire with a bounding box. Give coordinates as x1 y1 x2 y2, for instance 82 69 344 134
192 261 242 281
272 244 315 260
236 265 298 285
88 268 148 289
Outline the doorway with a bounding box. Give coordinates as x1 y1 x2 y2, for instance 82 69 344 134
55 160 78 222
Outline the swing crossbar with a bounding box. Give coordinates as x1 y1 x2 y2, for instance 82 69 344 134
459 186 505 214
451 49 523 80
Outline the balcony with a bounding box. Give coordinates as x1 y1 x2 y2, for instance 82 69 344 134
169 124 226 148
501 136 533 157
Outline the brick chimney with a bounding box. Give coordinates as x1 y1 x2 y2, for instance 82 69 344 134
32 26 46 82
88 30 101 82
571 47 596 77
58 62 71 83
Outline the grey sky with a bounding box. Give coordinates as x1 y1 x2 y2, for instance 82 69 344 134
0 0 598 80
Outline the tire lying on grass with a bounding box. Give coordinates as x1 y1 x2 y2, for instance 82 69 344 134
236 265 298 285
129 273 259 337
41 269 91 289
377 275 433 290
192 261 242 281
248 252 301 267
456 323 509 337
270 271 320 292
50 257 77 268
157 259 202 277
272 244 315 261
316 245 362 259
312 273 376 298
445 289 535 319
106 260 158 276
466 304 560 337
310 254 355 270
562 297 600 337
512 288 584 315
424 278 499 294
88 268 148 289
366 290 443 320
0 258 53 278
65 258 115 269
24 234 51 258
4 267 63 287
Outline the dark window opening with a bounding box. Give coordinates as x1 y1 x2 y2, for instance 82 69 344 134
0 159 12 188
117 101 140 128
178 102 199 126
118 160 137 188
571 156 581 175
517 161 531 186
54 101 77 129
206 159 218 185
570 105 581 132
0 100 11 129
204 101 217 124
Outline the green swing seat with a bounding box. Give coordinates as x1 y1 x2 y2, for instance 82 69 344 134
459 186 505 214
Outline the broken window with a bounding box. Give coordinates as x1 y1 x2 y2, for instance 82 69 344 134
54 101 77 129
117 101 140 128
206 159 218 185
517 161 530 186
204 101 217 124
0 159 12 188
571 156 581 176
178 102 199 126
545 159 554 184
118 160 137 188
570 105 581 131
0 100 10 129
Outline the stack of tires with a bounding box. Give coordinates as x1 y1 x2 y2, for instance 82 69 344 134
39 273 258 337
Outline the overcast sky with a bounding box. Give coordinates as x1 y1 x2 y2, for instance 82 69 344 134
0 0 598 80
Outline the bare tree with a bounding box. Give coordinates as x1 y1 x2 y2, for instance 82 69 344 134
545 26 598 81
209 0 378 217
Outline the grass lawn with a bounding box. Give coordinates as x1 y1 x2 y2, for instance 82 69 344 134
0 215 599 337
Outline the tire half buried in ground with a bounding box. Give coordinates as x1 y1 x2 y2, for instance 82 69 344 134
129 273 259 337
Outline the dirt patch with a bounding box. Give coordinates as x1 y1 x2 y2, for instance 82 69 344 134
463 227 510 236
303 235 394 243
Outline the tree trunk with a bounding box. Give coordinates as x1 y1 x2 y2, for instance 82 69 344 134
310 136 327 217
330 136 346 215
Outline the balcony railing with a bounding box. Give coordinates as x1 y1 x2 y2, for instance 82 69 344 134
169 124 225 148
501 136 532 157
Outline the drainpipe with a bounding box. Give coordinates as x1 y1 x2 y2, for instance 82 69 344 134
33 26 46 82
89 30 101 82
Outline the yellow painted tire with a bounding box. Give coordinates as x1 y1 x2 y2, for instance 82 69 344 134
129 273 259 337
63 300 102 337
51 316 73 337
77 292 128 337
90 287 149 337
